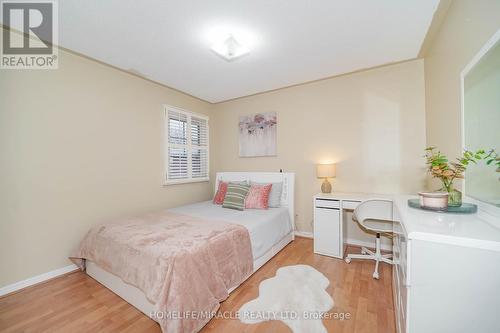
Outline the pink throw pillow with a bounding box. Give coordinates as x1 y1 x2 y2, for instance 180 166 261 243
245 184 272 209
213 182 228 205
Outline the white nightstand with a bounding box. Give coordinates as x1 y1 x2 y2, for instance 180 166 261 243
313 193 343 258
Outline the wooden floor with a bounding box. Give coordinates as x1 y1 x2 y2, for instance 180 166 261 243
0 238 395 333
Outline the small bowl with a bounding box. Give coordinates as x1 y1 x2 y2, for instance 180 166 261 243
418 192 449 211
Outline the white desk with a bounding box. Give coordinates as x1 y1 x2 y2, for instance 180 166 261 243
313 192 500 333
313 192 391 259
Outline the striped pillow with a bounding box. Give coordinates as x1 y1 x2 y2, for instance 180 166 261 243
222 183 251 210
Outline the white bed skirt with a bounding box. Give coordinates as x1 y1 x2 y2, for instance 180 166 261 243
86 231 295 321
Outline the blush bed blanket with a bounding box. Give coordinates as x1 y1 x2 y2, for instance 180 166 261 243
70 211 253 333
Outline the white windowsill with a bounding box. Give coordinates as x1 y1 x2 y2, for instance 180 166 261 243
163 178 210 186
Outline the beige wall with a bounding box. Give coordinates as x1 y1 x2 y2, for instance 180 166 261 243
0 41 213 287
211 60 427 233
424 0 500 190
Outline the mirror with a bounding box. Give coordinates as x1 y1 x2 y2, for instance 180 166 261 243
463 31 500 208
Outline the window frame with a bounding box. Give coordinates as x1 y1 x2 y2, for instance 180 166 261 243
163 104 209 185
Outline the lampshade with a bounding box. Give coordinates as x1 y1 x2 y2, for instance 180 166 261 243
316 163 336 178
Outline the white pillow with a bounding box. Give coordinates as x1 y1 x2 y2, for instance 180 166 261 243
222 179 248 185
251 181 283 207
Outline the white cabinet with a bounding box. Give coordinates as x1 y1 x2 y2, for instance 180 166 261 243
313 197 342 258
392 198 500 333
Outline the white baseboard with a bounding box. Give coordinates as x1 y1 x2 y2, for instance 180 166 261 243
345 238 392 252
294 231 313 238
0 264 79 297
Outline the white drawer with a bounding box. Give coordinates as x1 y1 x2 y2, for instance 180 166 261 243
342 200 360 210
393 222 408 286
398 234 408 285
393 260 409 333
315 198 340 209
396 267 407 333
393 268 402 333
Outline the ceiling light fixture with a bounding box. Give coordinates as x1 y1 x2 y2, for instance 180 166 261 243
210 34 249 61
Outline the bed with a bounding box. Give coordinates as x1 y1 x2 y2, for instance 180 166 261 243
82 172 295 331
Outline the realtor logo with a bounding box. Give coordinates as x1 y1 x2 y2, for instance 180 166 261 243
1 0 58 69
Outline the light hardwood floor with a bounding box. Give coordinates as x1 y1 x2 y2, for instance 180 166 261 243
0 238 395 333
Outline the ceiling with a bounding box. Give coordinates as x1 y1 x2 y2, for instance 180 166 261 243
60 1 439 102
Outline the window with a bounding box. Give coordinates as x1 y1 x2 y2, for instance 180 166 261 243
164 105 209 184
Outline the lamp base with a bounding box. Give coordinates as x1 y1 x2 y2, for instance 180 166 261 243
321 179 332 193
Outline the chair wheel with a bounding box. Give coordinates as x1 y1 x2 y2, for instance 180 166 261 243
372 272 379 279
345 258 351 264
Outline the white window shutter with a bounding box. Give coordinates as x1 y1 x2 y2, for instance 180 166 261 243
168 110 188 145
191 116 208 179
191 148 208 178
191 116 208 147
165 107 209 183
168 147 188 179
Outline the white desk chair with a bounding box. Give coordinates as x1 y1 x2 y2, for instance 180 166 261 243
345 199 394 279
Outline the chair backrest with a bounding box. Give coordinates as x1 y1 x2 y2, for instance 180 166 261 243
353 199 393 232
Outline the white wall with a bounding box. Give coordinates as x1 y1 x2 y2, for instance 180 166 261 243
8 5 488 287
424 0 500 190
211 60 427 247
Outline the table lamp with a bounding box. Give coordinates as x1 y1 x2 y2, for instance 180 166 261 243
316 163 336 193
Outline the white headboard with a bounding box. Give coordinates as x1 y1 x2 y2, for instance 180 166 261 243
215 172 295 227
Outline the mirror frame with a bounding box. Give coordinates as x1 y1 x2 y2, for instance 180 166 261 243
460 28 500 219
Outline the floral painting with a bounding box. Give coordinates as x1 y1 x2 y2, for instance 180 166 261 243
239 112 277 157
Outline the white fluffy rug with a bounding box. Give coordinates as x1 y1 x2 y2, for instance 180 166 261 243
238 265 334 333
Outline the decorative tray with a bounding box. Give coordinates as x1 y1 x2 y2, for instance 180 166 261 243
407 199 477 214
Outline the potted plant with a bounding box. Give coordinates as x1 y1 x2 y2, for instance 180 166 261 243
424 147 500 207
